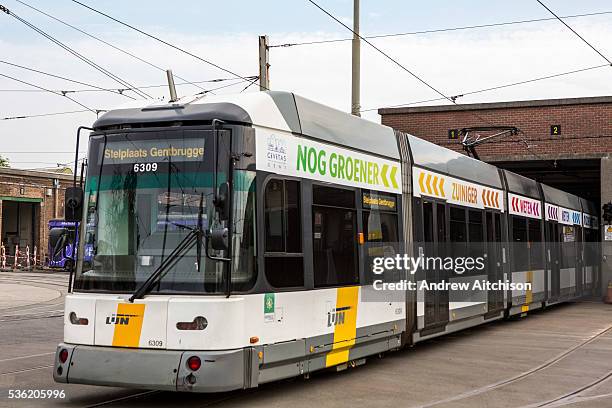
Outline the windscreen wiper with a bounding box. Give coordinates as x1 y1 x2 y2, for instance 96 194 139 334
128 193 205 302
128 229 199 302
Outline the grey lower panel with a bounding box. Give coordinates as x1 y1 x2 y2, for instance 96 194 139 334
60 344 183 391
260 319 404 385
54 320 406 392
54 344 249 392
413 312 503 343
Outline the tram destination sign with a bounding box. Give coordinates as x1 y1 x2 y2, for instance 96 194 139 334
98 139 205 165
256 129 402 194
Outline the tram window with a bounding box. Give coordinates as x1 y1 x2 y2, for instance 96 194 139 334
362 209 399 284
423 201 434 243
264 179 303 288
528 219 543 270
559 226 577 269
468 210 484 260
512 216 528 271
313 185 358 288
264 179 301 253
450 207 467 258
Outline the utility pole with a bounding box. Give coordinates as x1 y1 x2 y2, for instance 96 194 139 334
351 0 361 116
259 35 270 91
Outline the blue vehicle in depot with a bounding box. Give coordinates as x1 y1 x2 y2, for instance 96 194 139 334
47 219 92 270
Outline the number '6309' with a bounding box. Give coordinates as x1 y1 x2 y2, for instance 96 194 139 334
133 163 158 173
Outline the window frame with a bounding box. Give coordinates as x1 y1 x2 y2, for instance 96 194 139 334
311 182 360 288
262 176 305 289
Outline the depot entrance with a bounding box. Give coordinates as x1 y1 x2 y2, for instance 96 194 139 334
1 199 40 256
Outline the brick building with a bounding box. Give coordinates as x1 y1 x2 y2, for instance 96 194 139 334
0 167 73 264
379 95 612 297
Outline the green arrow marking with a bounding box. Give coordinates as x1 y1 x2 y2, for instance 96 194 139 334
381 164 389 187
390 166 398 189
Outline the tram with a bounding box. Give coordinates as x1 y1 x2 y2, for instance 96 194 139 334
54 91 600 392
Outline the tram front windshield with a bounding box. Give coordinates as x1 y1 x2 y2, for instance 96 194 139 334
73 130 254 294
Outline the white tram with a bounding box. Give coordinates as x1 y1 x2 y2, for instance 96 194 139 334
54 91 600 391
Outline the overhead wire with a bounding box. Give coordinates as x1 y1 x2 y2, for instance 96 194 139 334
305 0 453 106
304 0 569 165
1 109 96 120
535 0 612 65
71 0 262 90
0 4 152 99
0 72 98 113
270 10 612 48
0 75 258 94
0 77 254 121
0 59 135 99
14 0 206 92
361 63 611 112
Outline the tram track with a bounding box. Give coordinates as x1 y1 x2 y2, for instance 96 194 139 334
522 368 612 407
0 272 67 321
414 323 612 408
82 390 163 407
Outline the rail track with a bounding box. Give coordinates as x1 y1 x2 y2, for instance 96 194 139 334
413 323 612 408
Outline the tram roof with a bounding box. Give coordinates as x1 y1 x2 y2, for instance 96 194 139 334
92 91 401 159
503 170 541 200
541 183 582 211
407 135 503 188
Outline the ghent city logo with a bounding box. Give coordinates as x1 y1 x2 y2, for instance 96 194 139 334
266 134 288 170
105 313 139 325
327 306 351 327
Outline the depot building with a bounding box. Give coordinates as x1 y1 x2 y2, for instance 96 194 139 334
0 167 72 264
379 95 612 298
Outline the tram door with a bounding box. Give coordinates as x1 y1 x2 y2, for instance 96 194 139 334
575 226 583 296
422 200 449 331
547 222 561 301
486 211 504 313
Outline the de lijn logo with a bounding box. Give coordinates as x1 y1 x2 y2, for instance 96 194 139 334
105 313 138 325
327 306 351 327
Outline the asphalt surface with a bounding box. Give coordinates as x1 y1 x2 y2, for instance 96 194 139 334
0 271 611 408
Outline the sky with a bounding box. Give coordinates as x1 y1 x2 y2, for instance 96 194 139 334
1 0 612 169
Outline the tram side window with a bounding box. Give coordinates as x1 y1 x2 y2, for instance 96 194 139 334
584 227 598 267
362 191 399 283
528 219 544 270
313 185 358 288
468 210 484 261
512 216 528 271
264 179 304 288
560 226 576 269
449 207 467 258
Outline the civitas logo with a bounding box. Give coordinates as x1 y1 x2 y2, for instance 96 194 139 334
327 306 351 327
266 134 287 170
105 313 139 325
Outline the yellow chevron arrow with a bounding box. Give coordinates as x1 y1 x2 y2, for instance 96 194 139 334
425 173 432 195
432 175 440 196
390 166 399 189
439 177 445 197
381 164 389 188
418 172 426 193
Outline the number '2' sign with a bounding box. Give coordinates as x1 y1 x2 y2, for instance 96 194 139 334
550 125 561 136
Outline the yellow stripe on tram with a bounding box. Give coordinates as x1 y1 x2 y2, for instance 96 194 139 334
112 303 146 348
522 270 533 313
325 286 359 367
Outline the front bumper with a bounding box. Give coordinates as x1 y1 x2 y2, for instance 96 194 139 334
53 343 254 392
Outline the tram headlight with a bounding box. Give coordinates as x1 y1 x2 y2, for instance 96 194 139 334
59 349 69 364
69 311 89 325
176 316 207 331
187 356 201 371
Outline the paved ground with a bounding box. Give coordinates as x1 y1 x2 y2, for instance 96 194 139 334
0 271 611 408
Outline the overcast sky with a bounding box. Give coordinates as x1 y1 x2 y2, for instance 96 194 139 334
1 0 612 169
